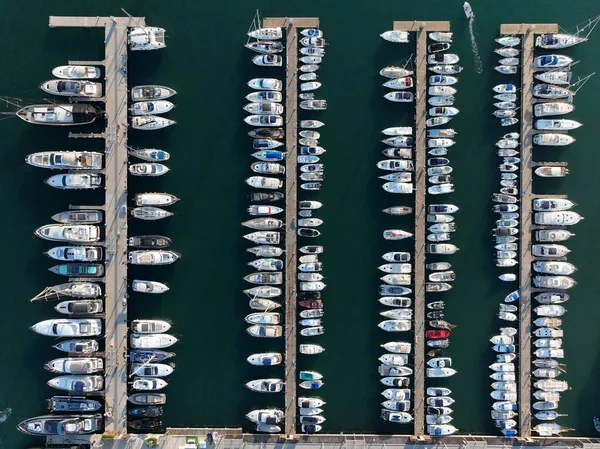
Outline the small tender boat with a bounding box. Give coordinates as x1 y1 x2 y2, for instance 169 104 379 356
132 280 169 294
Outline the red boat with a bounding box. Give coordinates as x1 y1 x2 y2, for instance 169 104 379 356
298 300 323 309
426 329 450 339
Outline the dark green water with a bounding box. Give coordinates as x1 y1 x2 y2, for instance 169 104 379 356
1 0 600 447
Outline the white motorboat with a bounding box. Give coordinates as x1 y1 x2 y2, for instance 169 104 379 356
247 352 282 366
132 207 173 221
378 320 411 332
430 65 463 75
535 71 572 85
44 357 103 374
379 297 411 307
382 252 411 262
380 309 413 320
533 198 576 212
132 280 169 294
382 126 412 136
533 133 575 146
382 77 413 90
381 342 411 354
498 57 519 66
31 319 102 337
381 274 411 285
429 107 459 117
535 54 573 70
16 104 99 126
40 79 102 97
45 246 102 262
535 348 565 359
383 182 413 194
493 83 517 94
429 32 453 43
429 75 458 86
135 193 179 207
426 116 452 127
534 211 583 226
128 27 166 51
52 65 101 79
131 85 176 101
495 101 516 110
535 104 574 120
377 159 414 171
379 66 413 78
499 274 517 282
383 229 413 240
380 31 410 43
300 100 327 110
301 28 323 38
252 54 283 67
130 333 178 349
129 250 179 266
299 344 325 355
427 243 458 255
495 65 517 74
496 36 520 46
246 176 283 190
47 375 104 392
131 116 176 130
535 166 569 177
384 92 414 102
428 184 455 195
247 325 283 338
378 263 411 274
379 353 409 367
130 363 174 377
536 33 587 49
246 409 284 423
495 47 519 57
130 100 174 116
429 86 457 96
248 27 282 40
428 424 458 436
535 119 581 130
534 305 566 317
248 78 282 91
495 93 517 102
496 139 519 149
301 81 322 92
427 368 457 378
427 54 459 65
131 320 171 334
128 148 170 162
381 410 413 423
428 138 454 148
300 36 326 47
45 173 102 190
534 276 576 290
244 102 284 115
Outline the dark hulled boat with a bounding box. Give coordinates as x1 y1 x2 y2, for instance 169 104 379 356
17 414 102 435
47 396 102 412
49 263 104 277
128 406 163 417
51 210 103 224
249 192 284 202
128 418 162 430
298 300 323 309
128 235 172 249
16 104 99 126
248 127 284 139
129 350 175 363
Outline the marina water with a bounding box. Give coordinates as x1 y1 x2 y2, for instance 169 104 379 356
1 1 599 447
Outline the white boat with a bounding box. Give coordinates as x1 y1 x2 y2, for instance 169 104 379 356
534 305 566 317
429 86 457 96
536 33 587 49
427 243 458 254
128 148 170 162
248 27 282 40
132 207 173 221
384 92 414 102
128 27 166 51
246 409 284 423
535 348 565 359
380 31 410 43
380 309 413 320
496 36 520 46
131 320 171 334
535 211 583 226
378 263 411 274
535 166 569 177
40 79 102 97
247 78 283 91
533 84 574 99
496 139 519 149
429 107 459 117
46 282 102 299
300 81 322 92
132 280 169 294
490 363 515 372
495 65 517 74
381 342 411 354
463 1 474 18
428 424 458 436
495 48 519 57
427 54 460 65
129 363 174 379
45 246 102 262
381 410 413 423
45 173 102 190
130 100 174 116
534 379 569 392
493 84 517 94
535 71 572 85
244 102 284 115
534 102 574 117
533 133 575 146
383 229 413 240
301 28 323 38
252 54 283 66
428 184 455 195
45 357 103 374
430 65 463 75
536 229 574 242
427 368 457 378
534 276 576 290
47 375 103 392
535 119 582 130
129 250 179 266
52 65 100 79
378 320 411 332
495 93 517 102
31 319 102 337
429 75 458 85
382 77 413 90
426 116 452 127
535 54 573 70
499 274 517 282
429 32 453 43
534 261 576 276
130 333 178 349
383 182 413 194
135 193 179 207
247 352 282 366
379 66 413 78
246 176 283 190
300 344 325 355
131 85 176 101
498 57 519 66
131 116 176 130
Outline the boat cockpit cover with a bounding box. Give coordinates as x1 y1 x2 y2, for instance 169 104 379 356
70 303 92 314
265 416 277 424
541 35 556 45
68 361 88 373
73 380 86 393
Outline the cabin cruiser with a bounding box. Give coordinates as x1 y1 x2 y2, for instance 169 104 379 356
130 333 178 349
534 276 576 290
130 100 175 116
534 211 583 226
535 119 582 130
245 115 283 127
246 91 283 104
535 55 573 70
534 133 575 146
533 198 575 211
47 375 104 392
129 163 170 177
128 393 166 406
131 85 176 101
131 320 171 334
45 357 103 374
45 246 102 262
17 414 102 436
31 319 102 337
379 66 413 79
535 71 572 85
40 79 102 97
248 78 282 91
301 99 327 110
534 102 574 117
246 378 284 393
380 30 410 43
129 236 171 249
129 148 170 162
429 107 459 117
53 65 100 79
128 27 166 50
247 325 283 338
244 102 284 115
248 27 282 40
429 32 453 42
54 299 103 315
430 65 463 75
430 75 458 86
27 151 102 170
536 229 574 242
246 176 283 190
534 260 576 276
132 207 173 221
45 173 102 190
128 250 180 266
131 116 176 130
17 104 98 126
428 53 460 65
533 84 575 99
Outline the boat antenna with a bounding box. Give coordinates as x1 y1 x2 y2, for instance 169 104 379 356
246 10 261 45
127 354 157 378
570 72 595 93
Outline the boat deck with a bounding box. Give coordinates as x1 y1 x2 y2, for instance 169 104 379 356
500 22 558 439
391 20 450 438
263 16 319 436
48 14 146 441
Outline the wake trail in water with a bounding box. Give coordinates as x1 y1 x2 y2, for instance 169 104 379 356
468 17 483 74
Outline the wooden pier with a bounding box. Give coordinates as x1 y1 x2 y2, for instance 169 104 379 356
500 23 558 439
48 14 146 440
263 17 319 436
393 20 450 438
